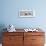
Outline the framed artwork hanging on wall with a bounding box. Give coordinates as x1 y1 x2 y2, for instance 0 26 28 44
19 9 35 17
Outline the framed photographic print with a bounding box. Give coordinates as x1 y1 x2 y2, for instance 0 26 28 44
19 9 35 17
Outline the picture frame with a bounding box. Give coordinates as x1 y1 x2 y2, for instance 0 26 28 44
19 9 35 17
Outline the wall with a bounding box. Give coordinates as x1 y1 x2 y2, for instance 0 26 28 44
0 0 46 31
